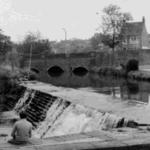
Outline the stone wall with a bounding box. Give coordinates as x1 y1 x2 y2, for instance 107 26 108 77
139 50 150 65
94 50 139 67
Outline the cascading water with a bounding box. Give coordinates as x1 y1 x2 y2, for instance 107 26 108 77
12 87 125 139
14 88 35 112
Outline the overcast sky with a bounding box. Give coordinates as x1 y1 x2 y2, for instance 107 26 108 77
0 0 149 42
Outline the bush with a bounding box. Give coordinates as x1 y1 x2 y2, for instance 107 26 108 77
28 71 37 80
19 69 38 81
0 68 19 95
126 59 139 73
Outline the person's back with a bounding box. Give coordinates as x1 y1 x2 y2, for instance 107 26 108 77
8 111 32 144
13 118 32 141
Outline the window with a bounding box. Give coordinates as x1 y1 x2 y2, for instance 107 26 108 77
131 36 137 41
122 38 127 43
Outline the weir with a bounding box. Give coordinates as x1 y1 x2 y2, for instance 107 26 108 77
11 83 124 139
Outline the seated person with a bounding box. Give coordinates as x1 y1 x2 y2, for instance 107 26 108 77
8 111 32 144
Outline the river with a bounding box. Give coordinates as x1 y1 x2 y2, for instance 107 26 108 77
43 72 150 124
46 72 150 104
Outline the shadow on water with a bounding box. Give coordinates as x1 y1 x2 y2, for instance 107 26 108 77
90 74 150 104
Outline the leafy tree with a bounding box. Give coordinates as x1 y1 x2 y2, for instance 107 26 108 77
100 4 133 49
52 39 92 54
90 33 103 50
69 39 92 53
5 47 20 71
0 30 12 55
17 32 52 55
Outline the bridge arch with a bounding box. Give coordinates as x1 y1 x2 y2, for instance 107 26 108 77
47 65 64 77
31 68 40 74
72 66 88 76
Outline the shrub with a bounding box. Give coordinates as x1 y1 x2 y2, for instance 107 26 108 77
126 59 139 73
28 71 37 80
19 69 38 81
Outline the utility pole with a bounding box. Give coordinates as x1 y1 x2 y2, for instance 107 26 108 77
28 44 32 80
112 20 117 67
62 28 67 41
62 28 71 73
112 26 115 67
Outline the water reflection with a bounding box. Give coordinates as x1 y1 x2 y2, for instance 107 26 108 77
46 72 91 88
46 72 150 104
0 72 150 113
90 75 149 104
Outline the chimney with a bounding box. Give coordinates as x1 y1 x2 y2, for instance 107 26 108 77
142 16 145 23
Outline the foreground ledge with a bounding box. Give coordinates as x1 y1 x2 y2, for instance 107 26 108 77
1 128 150 150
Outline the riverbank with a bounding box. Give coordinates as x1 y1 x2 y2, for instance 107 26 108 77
90 66 150 81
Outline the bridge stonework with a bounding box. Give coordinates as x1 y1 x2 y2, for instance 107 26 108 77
22 52 95 81
21 50 150 80
23 52 95 71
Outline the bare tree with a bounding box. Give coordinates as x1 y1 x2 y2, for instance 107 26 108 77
100 4 133 65
101 4 132 35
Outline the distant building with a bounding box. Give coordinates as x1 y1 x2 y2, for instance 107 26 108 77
120 17 150 50
148 34 150 46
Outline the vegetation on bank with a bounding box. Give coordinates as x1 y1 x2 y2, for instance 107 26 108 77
0 65 37 84
90 59 150 82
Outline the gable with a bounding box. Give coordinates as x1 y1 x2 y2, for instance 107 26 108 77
121 22 144 36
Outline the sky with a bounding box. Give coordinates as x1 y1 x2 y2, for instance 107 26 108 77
0 0 150 42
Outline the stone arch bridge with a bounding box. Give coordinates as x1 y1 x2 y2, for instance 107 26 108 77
21 50 147 80
22 52 99 80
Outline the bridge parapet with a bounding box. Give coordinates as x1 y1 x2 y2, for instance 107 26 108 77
22 52 96 73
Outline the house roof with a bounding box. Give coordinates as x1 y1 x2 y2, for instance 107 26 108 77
121 21 144 36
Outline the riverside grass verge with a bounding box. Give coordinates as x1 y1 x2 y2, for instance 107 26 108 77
0 66 38 101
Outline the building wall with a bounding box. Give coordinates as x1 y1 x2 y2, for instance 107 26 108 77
141 24 150 49
122 35 141 50
128 35 141 49
121 21 150 50
139 50 150 65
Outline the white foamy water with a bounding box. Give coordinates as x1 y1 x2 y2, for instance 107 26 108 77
14 88 35 112
13 85 124 138
36 104 122 138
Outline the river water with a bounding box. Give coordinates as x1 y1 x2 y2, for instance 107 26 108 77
47 72 150 104
45 72 150 124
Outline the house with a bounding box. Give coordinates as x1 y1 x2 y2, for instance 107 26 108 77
120 17 150 50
